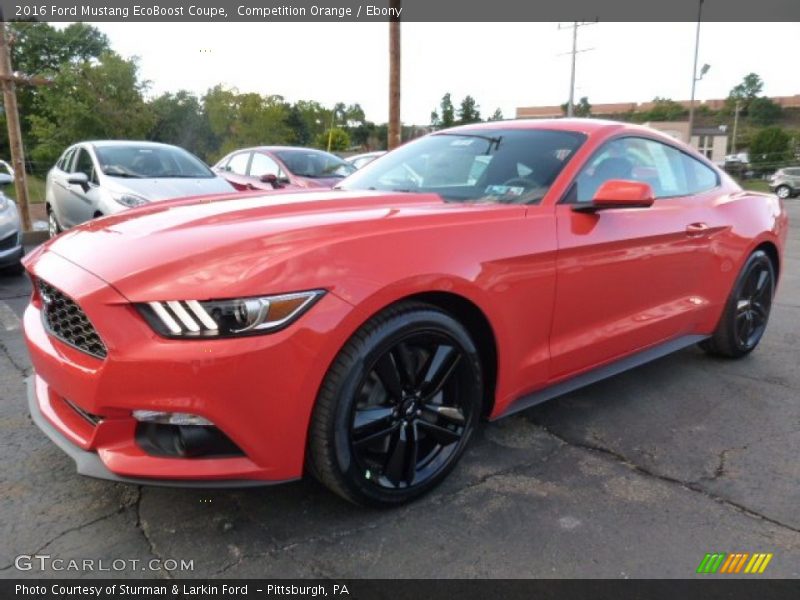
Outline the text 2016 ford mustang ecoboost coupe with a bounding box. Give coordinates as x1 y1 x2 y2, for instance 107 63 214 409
23 120 787 506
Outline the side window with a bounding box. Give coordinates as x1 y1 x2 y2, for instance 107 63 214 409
249 153 280 178
59 148 76 172
227 152 251 175
72 149 98 184
682 154 719 194
572 137 691 203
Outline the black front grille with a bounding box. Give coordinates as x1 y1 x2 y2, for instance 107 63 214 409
0 231 19 251
38 280 108 359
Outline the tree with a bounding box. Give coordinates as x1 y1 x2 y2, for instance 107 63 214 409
727 73 766 114
747 97 782 127
457 95 481 124
749 127 791 169
562 97 591 117
643 97 686 121
315 127 350 152
439 93 455 128
488 108 504 121
28 52 153 168
148 91 213 159
3 22 111 164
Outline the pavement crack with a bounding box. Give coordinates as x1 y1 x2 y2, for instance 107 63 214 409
0 506 128 571
527 417 800 536
0 339 30 377
134 486 173 580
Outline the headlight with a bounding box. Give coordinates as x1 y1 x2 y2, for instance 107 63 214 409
112 192 149 207
138 290 325 338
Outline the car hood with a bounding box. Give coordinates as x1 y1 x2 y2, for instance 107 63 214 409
105 176 235 201
39 189 504 302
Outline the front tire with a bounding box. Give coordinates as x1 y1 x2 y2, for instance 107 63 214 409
701 250 775 358
48 209 61 238
307 302 484 506
774 185 791 199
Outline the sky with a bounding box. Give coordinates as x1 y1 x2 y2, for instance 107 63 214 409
88 21 800 125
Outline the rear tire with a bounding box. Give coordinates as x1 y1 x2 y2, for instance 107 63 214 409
307 302 483 507
700 250 775 358
774 185 791 199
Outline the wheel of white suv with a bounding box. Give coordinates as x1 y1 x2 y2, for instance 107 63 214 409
775 185 791 199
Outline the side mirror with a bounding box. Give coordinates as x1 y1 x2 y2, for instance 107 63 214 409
0 173 12 186
67 172 89 187
260 173 282 188
575 179 655 212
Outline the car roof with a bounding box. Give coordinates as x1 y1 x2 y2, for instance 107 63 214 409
84 140 186 149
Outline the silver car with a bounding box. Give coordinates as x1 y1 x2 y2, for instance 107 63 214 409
45 141 235 237
769 167 800 199
0 173 23 275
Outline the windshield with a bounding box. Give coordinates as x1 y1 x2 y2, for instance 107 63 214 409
94 145 214 179
274 149 356 179
338 129 586 204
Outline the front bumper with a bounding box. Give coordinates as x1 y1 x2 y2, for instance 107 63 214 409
0 230 23 268
23 249 354 485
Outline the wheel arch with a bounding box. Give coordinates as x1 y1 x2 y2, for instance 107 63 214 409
400 290 499 418
753 240 780 282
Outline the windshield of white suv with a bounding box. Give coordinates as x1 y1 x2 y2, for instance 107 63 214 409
94 145 214 179
338 128 586 204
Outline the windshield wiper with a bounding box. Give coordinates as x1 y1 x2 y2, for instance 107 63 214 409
104 172 143 178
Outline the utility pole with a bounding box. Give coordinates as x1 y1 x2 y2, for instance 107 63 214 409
559 21 596 118
0 17 49 232
731 100 741 154
687 0 705 145
387 0 401 149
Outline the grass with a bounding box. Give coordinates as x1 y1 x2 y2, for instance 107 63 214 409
737 179 771 193
3 174 46 204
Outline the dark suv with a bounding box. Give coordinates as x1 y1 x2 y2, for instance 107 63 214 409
769 167 800 199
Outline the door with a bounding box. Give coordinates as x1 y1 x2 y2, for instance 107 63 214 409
217 152 252 190
549 136 720 380
63 147 103 227
49 147 77 225
247 152 290 190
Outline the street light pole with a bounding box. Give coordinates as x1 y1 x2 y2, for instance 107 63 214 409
687 0 705 144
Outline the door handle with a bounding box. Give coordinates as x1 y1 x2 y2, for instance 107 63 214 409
686 222 710 236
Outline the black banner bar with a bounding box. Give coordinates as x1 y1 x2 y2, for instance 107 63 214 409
1 0 799 22
4 580 800 600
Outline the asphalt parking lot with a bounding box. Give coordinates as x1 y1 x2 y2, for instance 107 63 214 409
1 201 798 580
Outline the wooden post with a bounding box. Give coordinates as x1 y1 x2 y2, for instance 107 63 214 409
0 20 32 231
388 1 401 150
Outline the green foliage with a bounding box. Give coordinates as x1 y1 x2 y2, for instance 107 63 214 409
747 97 782 127
561 97 592 117
315 128 350 152
457 95 481 124
729 73 764 103
27 52 152 169
642 97 686 121
488 108 504 121
749 127 791 166
439 93 455 128
148 91 214 160
2 22 111 164
202 86 292 157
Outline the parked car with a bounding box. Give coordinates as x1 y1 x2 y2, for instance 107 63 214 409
0 173 23 275
769 166 800 199
347 151 386 169
45 141 235 237
23 119 787 506
213 146 356 191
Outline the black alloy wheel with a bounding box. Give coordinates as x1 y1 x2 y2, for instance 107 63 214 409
308 302 483 506
701 249 776 358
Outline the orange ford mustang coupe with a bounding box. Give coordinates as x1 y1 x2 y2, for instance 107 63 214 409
22 120 787 506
